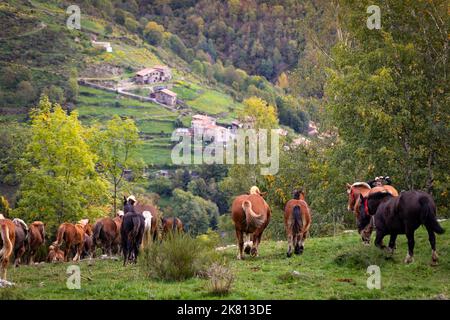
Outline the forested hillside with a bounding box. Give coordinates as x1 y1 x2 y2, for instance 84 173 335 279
0 0 448 239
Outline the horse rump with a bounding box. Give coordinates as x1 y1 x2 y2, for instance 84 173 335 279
420 195 445 234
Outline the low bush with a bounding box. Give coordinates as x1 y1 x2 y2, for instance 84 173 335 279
206 262 234 296
140 233 219 281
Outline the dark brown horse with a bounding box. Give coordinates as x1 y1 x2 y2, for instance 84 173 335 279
161 217 183 237
347 182 399 243
53 219 90 262
358 190 445 265
231 186 271 259
12 218 28 267
92 217 119 256
284 190 312 257
121 197 145 265
27 221 45 264
0 218 15 280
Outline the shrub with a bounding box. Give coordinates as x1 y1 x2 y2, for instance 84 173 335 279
140 233 218 281
206 262 234 296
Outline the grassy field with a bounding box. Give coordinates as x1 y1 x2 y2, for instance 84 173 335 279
3 220 449 300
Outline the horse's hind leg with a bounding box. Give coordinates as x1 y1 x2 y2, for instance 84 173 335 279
235 230 244 260
14 245 26 267
425 225 438 265
251 233 261 257
73 243 83 262
404 230 415 264
287 232 293 257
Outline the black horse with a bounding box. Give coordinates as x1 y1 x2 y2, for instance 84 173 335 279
121 196 145 266
358 190 444 265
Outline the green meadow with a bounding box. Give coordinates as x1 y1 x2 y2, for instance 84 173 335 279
3 220 449 300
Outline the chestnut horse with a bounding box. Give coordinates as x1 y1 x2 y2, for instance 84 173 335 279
92 217 119 256
112 211 123 254
53 219 90 262
0 218 15 280
346 182 399 243
28 221 45 264
284 190 312 257
231 186 271 259
161 217 183 237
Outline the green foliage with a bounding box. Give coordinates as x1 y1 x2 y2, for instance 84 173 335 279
0 122 30 186
276 95 309 134
148 176 172 197
16 96 110 232
90 115 142 214
171 188 219 235
144 21 165 46
0 195 11 217
326 0 449 211
140 233 219 281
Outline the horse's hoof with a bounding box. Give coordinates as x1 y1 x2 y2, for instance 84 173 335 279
236 254 244 260
250 248 258 257
287 252 292 258
404 255 414 264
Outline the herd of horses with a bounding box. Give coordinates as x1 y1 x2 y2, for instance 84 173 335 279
0 181 445 282
0 196 183 280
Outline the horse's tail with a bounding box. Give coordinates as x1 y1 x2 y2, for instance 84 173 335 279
129 216 144 245
421 196 445 234
242 200 265 229
34 222 45 242
172 217 177 232
292 205 303 235
0 223 13 260
92 221 103 245
53 224 66 248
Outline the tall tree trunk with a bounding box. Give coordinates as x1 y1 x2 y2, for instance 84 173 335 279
426 150 435 195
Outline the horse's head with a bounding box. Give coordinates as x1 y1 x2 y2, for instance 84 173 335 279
346 183 357 211
249 186 267 197
293 189 305 200
357 194 372 237
123 198 135 214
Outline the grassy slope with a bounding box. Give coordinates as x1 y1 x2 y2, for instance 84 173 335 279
4 220 449 300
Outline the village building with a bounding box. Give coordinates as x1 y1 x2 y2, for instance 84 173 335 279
135 65 172 84
91 40 113 52
154 89 177 106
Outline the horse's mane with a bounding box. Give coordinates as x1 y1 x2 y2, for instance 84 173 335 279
368 191 393 201
352 182 371 189
13 218 28 231
249 186 261 195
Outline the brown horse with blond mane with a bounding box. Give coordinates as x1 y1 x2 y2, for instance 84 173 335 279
231 186 271 259
284 190 312 257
